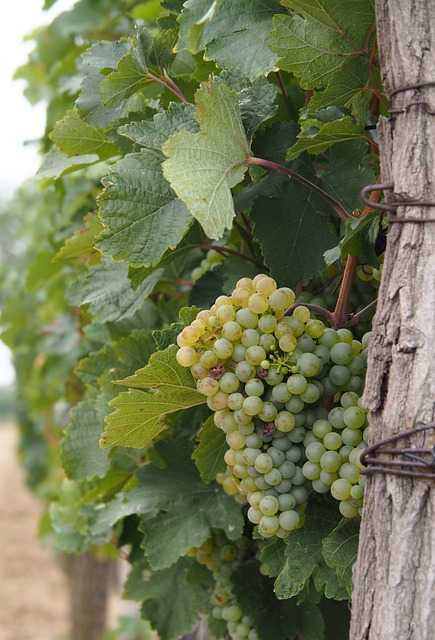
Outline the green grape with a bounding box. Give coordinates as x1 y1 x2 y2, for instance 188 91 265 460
286 373 308 395
264 468 282 486
300 383 320 404
258 314 277 333
323 432 342 451
339 462 360 484
243 396 264 416
213 338 234 359
341 427 363 446
235 361 256 382
297 353 322 377
245 378 265 397
343 406 367 429
245 346 267 366
222 321 243 341
329 364 351 387
236 308 259 328
302 460 321 480
285 395 305 414
312 419 333 438
278 509 301 531
254 453 274 474
305 441 326 462
331 478 352 501
227 392 244 410
320 450 342 473
272 382 292 403
241 328 260 347
330 342 354 365
219 372 240 394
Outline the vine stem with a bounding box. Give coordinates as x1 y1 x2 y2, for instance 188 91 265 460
285 176 384 328
146 72 187 103
248 156 351 222
328 174 384 327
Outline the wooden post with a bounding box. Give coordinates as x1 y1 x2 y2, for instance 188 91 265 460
350 2 435 638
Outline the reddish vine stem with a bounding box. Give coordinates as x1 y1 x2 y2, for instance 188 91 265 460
328 175 384 326
285 177 384 328
248 156 351 222
147 72 188 103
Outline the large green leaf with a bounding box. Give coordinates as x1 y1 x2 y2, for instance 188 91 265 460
100 345 206 448
319 139 375 214
192 415 226 483
215 70 278 142
137 438 244 569
177 0 285 80
232 562 325 640
133 558 201 640
67 259 163 322
53 212 103 264
118 102 198 149
100 30 153 109
36 149 100 179
50 110 119 159
322 517 360 597
251 181 338 288
96 148 193 267
162 80 249 239
271 0 376 111
61 399 110 481
273 503 349 601
286 112 364 160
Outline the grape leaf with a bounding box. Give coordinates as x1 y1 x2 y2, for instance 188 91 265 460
67 259 163 322
322 517 360 597
286 114 364 160
100 345 206 448
61 399 110 481
273 503 348 601
232 562 324 640
100 30 153 109
251 182 338 288
36 148 100 179
137 438 244 568
81 40 131 71
270 0 376 111
162 80 249 240
215 70 278 142
177 0 285 80
319 139 375 214
53 212 103 263
118 102 198 149
50 110 120 159
138 558 201 640
192 415 226 482
96 148 193 267
339 211 380 266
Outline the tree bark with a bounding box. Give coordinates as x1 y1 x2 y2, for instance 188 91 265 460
67 551 114 640
350 2 435 639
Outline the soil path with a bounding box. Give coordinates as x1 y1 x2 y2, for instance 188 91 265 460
0 423 69 640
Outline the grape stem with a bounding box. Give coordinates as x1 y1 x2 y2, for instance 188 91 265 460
274 71 296 120
248 156 351 222
286 177 384 328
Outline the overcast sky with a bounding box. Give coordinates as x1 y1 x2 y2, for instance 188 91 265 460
0 0 76 386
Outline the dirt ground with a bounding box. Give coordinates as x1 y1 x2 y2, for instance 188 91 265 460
0 423 70 640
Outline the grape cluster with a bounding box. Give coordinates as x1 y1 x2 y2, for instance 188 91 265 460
188 532 259 640
177 274 370 538
191 248 225 282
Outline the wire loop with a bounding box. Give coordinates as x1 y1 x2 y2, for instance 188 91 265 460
361 423 435 478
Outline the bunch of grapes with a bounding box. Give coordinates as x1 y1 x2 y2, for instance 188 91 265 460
191 248 225 282
176 274 370 539
187 532 259 640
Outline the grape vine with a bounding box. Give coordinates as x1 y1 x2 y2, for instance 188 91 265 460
0 1 387 638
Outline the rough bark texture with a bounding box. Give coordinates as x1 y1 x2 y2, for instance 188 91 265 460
68 552 114 640
350 2 435 639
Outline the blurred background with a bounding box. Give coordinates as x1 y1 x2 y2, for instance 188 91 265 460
0 0 76 397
